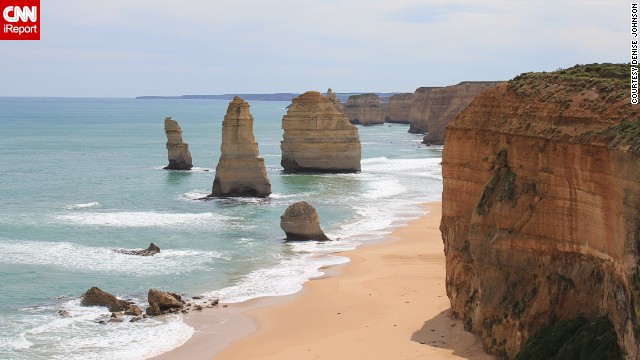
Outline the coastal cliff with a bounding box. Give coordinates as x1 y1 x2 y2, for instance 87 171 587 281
409 87 440 133
423 82 500 144
441 64 640 359
343 93 385 125
281 91 361 172
385 93 413 123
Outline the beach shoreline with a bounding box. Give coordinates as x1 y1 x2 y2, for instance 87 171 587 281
153 202 493 360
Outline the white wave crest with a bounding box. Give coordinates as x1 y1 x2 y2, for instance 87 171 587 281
64 202 101 210
56 211 234 228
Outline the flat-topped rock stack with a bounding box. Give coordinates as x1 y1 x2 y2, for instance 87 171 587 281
164 117 193 170
343 93 384 125
384 93 413 123
281 91 361 172
211 96 271 197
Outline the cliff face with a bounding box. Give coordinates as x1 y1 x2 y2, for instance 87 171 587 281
164 117 193 170
281 91 361 172
409 87 439 133
384 93 413 123
211 96 271 197
343 93 384 125
441 64 640 359
423 82 500 144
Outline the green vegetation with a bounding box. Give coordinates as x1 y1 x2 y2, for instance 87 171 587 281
579 119 640 155
515 317 623 360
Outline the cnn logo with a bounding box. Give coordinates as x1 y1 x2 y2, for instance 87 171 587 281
1 0 40 40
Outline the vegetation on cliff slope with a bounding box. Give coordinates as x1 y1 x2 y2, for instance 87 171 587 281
505 63 640 154
515 317 623 360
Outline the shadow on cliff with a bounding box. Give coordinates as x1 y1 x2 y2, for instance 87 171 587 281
411 309 494 359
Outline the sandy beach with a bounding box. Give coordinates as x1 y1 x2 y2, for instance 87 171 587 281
155 202 493 360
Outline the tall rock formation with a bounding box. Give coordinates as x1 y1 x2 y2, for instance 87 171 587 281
384 93 413 123
211 97 271 197
409 87 440 133
423 81 500 144
164 117 193 170
325 88 344 113
281 91 361 172
343 93 384 125
440 64 640 359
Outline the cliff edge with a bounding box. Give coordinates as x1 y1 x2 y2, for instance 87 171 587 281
441 64 640 359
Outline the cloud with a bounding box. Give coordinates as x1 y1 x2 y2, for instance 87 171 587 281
0 0 628 96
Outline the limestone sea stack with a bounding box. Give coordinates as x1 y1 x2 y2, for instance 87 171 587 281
441 64 640 358
325 88 344 113
281 91 361 172
211 97 271 197
280 201 329 241
384 93 413 123
163 117 193 170
343 93 384 125
409 87 440 133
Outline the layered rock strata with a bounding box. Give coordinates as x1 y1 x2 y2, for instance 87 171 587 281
164 117 193 170
384 93 413 123
280 201 329 241
343 93 384 125
281 91 361 172
440 64 640 359
423 81 500 144
211 96 272 197
409 87 440 133
326 88 344 113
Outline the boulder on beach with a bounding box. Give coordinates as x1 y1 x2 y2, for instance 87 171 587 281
81 287 129 312
146 288 183 316
280 201 329 241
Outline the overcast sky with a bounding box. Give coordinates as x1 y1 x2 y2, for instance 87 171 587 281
0 0 628 97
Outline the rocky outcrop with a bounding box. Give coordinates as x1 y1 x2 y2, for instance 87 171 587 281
409 87 440 133
440 64 640 359
147 288 184 316
114 243 160 256
81 287 129 312
280 202 329 241
423 82 500 144
211 96 271 197
384 93 413 123
326 88 344 113
164 117 193 170
281 91 361 172
343 94 384 125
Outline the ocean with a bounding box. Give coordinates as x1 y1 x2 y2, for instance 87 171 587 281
0 97 442 359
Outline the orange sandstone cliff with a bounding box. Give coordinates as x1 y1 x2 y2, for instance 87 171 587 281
441 64 640 359
343 93 385 125
384 93 413 123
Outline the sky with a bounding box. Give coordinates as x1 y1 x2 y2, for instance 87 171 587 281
0 0 629 97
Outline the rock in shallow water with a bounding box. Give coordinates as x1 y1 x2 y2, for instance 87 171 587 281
81 287 128 312
164 117 193 170
280 201 329 241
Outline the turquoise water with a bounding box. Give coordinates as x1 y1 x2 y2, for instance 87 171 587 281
0 97 442 359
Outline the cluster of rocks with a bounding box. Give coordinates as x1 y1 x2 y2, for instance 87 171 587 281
78 286 219 323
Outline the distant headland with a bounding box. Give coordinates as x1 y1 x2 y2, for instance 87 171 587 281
135 92 400 103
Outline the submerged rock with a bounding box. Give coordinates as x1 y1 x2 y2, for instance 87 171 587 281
114 243 160 256
280 201 329 241
281 91 361 172
164 117 193 170
81 287 128 312
210 96 272 197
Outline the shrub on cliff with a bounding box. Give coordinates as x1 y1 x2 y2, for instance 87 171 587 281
515 316 622 360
